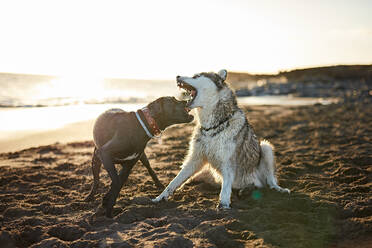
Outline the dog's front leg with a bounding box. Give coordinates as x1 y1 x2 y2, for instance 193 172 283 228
218 165 235 209
152 151 204 202
140 153 164 189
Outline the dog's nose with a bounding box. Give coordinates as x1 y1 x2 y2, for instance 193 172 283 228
176 76 180 80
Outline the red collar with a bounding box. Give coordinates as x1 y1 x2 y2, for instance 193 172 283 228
141 107 161 136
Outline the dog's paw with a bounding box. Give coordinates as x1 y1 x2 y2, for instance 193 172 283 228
216 202 231 210
271 186 291 194
283 188 291 194
277 187 291 194
152 195 168 203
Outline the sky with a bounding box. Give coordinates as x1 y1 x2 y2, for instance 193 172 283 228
0 0 371 79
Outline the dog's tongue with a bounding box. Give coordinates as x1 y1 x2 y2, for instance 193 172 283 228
191 90 196 97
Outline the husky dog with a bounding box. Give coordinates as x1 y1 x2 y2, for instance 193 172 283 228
152 70 290 209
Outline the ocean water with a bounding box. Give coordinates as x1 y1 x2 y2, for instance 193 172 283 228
0 73 177 107
0 73 336 135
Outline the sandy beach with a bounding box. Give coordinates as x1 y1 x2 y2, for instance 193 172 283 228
0 100 371 247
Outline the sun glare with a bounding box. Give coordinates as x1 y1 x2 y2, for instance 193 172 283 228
41 75 105 102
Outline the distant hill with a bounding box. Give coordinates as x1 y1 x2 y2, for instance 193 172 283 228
278 65 372 82
0 72 55 84
228 65 372 85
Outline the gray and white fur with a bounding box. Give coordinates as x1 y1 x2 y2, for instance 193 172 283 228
153 69 290 209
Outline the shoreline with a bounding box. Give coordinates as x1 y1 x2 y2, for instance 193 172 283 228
0 97 334 154
0 119 94 154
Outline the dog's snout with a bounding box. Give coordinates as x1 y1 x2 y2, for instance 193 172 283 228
176 76 181 80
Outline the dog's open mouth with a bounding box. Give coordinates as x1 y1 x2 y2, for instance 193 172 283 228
177 79 197 107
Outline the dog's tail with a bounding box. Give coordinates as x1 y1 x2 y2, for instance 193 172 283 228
258 140 278 185
259 139 276 171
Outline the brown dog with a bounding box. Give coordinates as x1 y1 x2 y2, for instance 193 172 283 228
85 96 193 217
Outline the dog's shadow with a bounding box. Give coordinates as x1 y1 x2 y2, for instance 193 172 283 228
229 188 338 247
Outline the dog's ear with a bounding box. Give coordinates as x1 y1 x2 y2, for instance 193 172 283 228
148 98 163 117
157 97 165 113
218 69 227 81
160 97 165 110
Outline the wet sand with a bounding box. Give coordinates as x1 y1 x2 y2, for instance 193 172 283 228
0 120 94 154
0 102 371 247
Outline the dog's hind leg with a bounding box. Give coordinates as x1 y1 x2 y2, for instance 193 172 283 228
140 152 164 189
260 141 290 194
266 167 290 194
152 150 204 202
97 132 123 191
102 160 137 218
85 147 102 201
